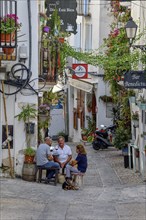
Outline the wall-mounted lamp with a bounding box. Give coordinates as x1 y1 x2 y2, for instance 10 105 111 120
125 17 146 51
19 44 28 63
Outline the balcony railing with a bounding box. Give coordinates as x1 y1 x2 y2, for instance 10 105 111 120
0 0 17 60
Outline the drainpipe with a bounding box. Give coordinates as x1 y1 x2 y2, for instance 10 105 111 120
27 0 32 70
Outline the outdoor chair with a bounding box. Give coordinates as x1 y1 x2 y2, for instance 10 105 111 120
36 166 59 186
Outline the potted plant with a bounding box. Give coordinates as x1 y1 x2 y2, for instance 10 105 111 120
87 134 94 143
15 104 37 134
81 128 89 141
138 95 146 110
23 147 36 163
38 103 50 121
113 126 131 150
131 111 139 128
0 13 22 54
128 90 136 103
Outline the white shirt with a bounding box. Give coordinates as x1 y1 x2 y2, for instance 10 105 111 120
56 144 72 163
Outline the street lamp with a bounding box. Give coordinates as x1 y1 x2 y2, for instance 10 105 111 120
125 17 146 51
125 17 137 45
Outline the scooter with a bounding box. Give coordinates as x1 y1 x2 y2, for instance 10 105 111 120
92 124 116 151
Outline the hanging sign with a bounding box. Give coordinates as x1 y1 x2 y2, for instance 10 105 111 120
124 71 146 89
45 0 77 34
72 64 88 79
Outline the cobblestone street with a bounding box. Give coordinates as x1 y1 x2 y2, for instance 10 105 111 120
0 143 146 220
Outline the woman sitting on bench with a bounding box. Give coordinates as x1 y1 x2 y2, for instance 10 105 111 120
65 144 88 185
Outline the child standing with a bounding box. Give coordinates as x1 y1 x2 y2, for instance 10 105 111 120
65 144 87 184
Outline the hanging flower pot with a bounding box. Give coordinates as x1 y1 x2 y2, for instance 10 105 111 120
2 47 14 55
0 32 15 42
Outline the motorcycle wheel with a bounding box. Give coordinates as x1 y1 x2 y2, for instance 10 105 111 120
92 141 100 150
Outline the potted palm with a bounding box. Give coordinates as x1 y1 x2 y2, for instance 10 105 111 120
15 104 37 135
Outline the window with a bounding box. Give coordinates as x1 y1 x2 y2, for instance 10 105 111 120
106 103 113 118
85 24 92 52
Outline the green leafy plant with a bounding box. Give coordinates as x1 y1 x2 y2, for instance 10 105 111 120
15 104 37 123
0 14 22 34
87 135 94 143
138 95 146 103
128 90 135 97
131 111 139 120
24 147 36 156
99 95 113 102
113 126 131 149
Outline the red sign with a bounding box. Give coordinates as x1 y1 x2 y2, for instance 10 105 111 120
72 64 88 79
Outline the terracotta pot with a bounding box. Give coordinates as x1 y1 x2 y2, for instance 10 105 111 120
24 155 35 163
59 37 64 43
81 134 88 141
2 47 14 55
0 32 15 42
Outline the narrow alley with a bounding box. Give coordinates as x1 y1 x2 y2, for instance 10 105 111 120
1 143 145 220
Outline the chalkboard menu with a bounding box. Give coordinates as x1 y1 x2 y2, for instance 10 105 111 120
45 0 77 34
124 70 146 89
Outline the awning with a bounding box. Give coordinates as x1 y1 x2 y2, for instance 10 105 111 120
68 78 95 93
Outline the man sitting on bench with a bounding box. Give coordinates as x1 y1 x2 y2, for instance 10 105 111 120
54 136 72 174
36 137 60 181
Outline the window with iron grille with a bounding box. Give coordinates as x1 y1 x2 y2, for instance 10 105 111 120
0 0 18 59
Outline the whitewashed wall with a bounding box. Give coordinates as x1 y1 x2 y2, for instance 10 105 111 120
49 109 65 137
0 1 39 175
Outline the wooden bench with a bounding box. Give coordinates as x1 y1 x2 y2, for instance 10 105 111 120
71 172 85 188
36 166 59 186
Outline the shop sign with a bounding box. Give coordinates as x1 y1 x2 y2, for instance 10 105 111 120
72 64 88 79
46 0 77 34
124 70 146 89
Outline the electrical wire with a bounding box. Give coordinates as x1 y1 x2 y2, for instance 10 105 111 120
0 63 46 96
